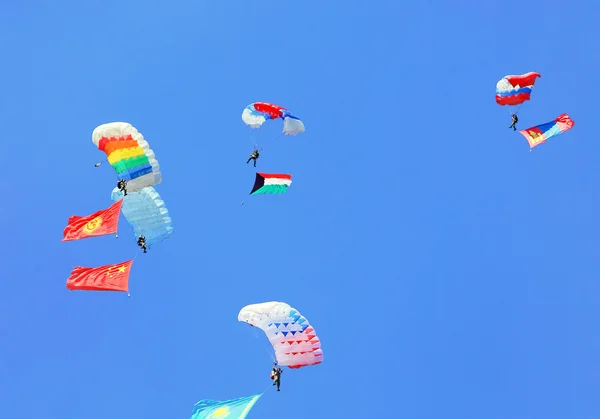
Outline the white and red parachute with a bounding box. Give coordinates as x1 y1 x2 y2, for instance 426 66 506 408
238 301 323 369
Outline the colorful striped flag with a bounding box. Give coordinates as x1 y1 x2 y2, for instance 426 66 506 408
519 114 575 149
250 173 292 195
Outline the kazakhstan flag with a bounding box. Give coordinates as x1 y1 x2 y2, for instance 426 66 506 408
190 394 262 419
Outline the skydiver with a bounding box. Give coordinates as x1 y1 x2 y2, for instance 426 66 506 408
509 113 519 131
246 149 260 167
270 364 283 391
117 179 128 196
137 235 147 253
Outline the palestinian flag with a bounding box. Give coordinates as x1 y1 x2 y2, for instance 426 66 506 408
250 172 292 195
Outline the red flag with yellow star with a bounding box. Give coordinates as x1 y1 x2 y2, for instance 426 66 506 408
62 199 123 242
66 260 133 292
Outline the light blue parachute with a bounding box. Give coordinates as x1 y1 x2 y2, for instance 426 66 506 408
190 394 262 419
111 186 173 248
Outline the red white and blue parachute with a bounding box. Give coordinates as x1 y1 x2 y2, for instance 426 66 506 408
242 102 305 136
238 301 323 369
495 72 541 107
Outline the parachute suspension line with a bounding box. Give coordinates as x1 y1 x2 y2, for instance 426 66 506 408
269 132 284 148
252 327 276 362
263 344 276 364
510 104 524 116
251 326 277 364
256 133 283 153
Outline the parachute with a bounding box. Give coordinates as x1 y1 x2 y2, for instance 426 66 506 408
238 301 323 368
495 72 541 108
92 122 162 193
250 173 292 195
519 113 575 149
242 102 305 136
111 186 174 248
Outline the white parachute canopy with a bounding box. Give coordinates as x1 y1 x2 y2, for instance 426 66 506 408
238 301 323 368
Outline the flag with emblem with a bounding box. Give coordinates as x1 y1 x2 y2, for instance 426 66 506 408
66 260 133 292
62 199 123 241
519 113 575 149
190 394 262 419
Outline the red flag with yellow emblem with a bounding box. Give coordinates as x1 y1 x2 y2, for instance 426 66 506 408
62 199 123 241
66 260 133 292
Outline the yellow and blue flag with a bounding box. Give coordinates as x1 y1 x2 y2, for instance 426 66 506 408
190 394 262 419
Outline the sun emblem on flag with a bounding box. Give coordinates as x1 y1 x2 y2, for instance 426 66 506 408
83 216 103 234
208 406 230 418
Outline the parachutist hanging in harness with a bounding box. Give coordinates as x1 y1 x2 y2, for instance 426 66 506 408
270 364 282 391
137 235 147 253
117 179 128 196
509 113 519 131
246 149 260 167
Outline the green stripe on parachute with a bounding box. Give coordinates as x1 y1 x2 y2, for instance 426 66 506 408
111 154 150 175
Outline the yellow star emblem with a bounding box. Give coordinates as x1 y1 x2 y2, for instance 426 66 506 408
106 265 126 278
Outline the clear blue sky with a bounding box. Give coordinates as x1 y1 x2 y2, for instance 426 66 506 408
1 1 599 418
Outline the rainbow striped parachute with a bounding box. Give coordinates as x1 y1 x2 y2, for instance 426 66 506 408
238 301 323 369
92 122 162 193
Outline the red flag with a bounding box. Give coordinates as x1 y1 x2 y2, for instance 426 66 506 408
66 260 133 292
62 199 123 241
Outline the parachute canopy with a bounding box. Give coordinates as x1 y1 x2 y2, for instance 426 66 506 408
495 72 541 106
190 394 262 419
242 102 305 136
250 173 292 195
111 186 174 248
93 122 162 193
519 113 575 149
238 301 323 369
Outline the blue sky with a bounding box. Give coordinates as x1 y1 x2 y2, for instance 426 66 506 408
1 0 599 418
